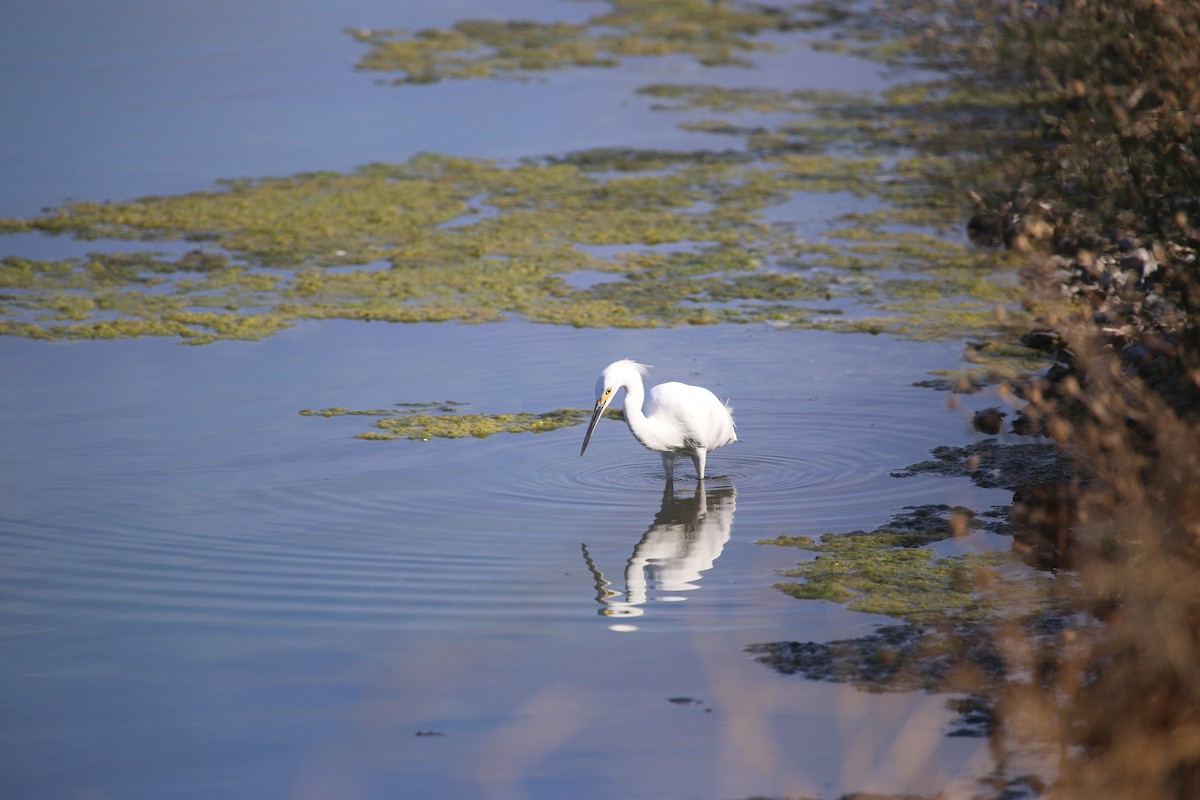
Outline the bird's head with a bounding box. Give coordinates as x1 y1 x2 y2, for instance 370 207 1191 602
580 360 649 457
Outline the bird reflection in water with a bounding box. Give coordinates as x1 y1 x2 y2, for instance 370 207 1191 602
582 480 735 624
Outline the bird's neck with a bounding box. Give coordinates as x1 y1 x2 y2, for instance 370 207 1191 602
621 381 646 423
621 381 660 449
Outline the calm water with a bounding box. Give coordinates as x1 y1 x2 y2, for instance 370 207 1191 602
1 322 1011 799
1 2 1014 798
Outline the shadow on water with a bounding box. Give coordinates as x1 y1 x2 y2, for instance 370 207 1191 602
581 479 735 622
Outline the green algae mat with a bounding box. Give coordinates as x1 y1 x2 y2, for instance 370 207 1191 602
347 0 825 83
759 505 1008 625
0 1 1030 346
0 146 1020 344
300 402 624 440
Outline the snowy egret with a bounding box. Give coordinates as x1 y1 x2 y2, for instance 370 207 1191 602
579 360 736 481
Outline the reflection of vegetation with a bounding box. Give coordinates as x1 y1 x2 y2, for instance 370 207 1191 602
746 611 1065 800
747 623 1003 701
752 505 1030 762
300 401 622 440
890 440 1068 491
753 504 1067 799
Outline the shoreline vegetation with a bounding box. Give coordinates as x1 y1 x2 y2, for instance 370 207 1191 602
888 2 1199 797
748 1 1199 796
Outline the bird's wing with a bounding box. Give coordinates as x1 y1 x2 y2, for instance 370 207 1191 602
646 382 734 451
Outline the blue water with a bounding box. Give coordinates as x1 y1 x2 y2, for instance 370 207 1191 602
0 2 1014 798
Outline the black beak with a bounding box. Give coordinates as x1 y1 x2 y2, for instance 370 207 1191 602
580 401 606 456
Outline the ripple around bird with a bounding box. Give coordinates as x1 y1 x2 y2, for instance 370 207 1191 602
1 374 976 641
465 399 960 532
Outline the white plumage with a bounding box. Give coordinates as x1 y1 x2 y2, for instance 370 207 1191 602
580 359 736 481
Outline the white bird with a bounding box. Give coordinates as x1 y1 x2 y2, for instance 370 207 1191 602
580 360 736 481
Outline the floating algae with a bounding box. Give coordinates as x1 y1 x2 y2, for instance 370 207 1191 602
0 144 1022 345
0 0 1035 352
0 1 1037 364
345 0 848 84
300 401 623 441
758 505 1007 624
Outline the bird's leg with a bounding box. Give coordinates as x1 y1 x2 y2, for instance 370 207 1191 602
691 449 707 481
661 451 676 483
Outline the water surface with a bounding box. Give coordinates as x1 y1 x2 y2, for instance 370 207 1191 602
0 2 1015 798
1 321 1010 798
